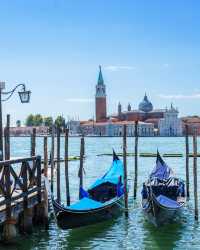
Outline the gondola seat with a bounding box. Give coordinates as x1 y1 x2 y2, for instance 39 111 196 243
68 197 103 210
156 195 182 209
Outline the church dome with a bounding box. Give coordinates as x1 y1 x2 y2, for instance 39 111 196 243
138 94 153 112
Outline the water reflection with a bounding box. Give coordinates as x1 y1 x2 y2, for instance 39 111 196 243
64 219 117 249
143 219 183 250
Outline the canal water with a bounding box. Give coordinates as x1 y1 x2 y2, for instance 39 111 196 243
1 137 200 250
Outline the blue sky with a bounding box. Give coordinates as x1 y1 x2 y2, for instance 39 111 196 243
0 0 200 125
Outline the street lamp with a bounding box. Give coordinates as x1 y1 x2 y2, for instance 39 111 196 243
18 85 31 103
0 82 31 160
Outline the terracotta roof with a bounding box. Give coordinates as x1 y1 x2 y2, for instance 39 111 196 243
182 117 200 123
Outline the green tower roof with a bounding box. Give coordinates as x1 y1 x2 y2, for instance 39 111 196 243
97 65 104 85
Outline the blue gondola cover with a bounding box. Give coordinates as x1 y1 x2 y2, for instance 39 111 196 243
65 154 124 211
89 159 124 190
79 187 89 199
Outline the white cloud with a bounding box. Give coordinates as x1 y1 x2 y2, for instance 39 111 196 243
105 65 136 71
65 98 94 103
158 93 200 99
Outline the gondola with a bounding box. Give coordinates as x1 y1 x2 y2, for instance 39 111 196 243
141 151 186 227
53 151 124 229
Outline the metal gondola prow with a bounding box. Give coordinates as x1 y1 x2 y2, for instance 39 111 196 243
156 150 165 165
113 149 120 162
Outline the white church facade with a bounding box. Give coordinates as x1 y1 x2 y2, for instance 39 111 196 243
158 104 183 136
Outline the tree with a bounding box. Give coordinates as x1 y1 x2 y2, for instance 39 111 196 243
44 116 53 127
55 115 65 129
34 114 43 126
25 114 43 126
16 120 21 127
25 114 35 126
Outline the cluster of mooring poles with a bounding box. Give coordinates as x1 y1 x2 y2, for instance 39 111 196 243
50 126 72 206
50 128 86 206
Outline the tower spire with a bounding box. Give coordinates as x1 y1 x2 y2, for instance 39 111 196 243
95 66 107 121
98 65 104 85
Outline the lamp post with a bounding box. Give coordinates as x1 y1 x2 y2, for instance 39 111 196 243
0 82 31 160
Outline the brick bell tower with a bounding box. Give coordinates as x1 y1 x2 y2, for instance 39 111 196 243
95 65 107 122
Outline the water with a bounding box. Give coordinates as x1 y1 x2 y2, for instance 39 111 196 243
1 137 200 250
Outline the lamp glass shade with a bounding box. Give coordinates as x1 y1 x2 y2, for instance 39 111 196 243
18 90 31 103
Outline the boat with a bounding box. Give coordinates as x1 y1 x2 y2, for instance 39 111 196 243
53 151 124 229
141 151 186 226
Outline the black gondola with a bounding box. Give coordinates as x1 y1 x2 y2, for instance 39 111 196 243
53 151 124 229
141 151 186 227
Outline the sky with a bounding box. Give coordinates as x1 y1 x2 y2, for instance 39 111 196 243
0 0 200 125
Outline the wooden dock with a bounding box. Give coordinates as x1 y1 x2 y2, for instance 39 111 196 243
0 156 47 242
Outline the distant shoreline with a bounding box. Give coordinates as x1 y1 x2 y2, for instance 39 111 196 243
9 135 189 138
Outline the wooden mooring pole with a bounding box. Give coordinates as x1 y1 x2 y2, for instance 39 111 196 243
79 136 84 200
185 124 190 199
4 114 10 160
31 128 36 156
43 136 48 177
193 130 198 220
56 128 61 203
134 120 138 199
43 136 49 229
51 125 55 193
65 128 70 205
123 125 128 217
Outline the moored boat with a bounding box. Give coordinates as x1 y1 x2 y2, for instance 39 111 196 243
141 151 186 227
53 151 124 229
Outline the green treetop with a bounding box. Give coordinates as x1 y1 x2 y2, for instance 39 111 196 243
55 115 65 128
44 116 53 127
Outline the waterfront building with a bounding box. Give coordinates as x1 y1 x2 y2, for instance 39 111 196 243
67 120 80 135
181 116 200 135
106 121 154 137
10 126 49 136
80 120 154 136
158 104 182 136
111 93 166 124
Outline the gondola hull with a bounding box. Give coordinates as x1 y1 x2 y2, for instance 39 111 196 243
53 197 124 229
142 197 184 227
